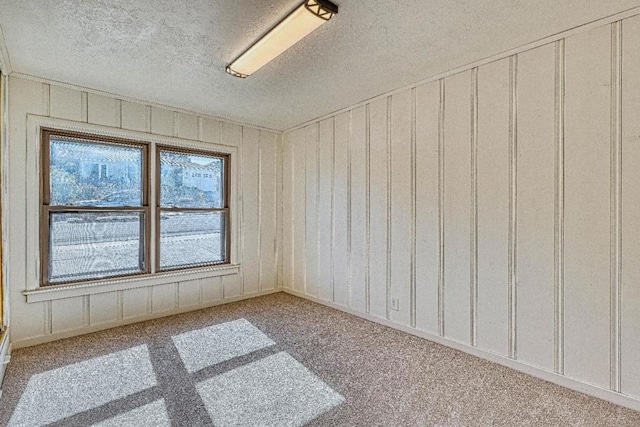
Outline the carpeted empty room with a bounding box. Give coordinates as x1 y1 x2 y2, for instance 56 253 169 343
0 293 638 426
3 1 640 425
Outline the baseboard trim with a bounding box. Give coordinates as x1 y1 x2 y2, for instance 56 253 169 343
11 289 280 349
282 289 640 413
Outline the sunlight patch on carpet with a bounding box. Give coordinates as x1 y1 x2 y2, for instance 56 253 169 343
91 399 170 427
9 345 157 427
172 318 275 373
196 351 344 426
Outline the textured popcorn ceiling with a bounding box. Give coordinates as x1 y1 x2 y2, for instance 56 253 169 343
1 0 639 130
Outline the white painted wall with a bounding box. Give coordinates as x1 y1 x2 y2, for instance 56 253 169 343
5 76 281 348
281 16 640 406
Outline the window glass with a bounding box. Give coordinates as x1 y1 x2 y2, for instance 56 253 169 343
48 211 145 283
159 151 224 208
49 137 143 206
159 211 226 269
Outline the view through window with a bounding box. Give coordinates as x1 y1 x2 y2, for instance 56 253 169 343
158 147 228 270
41 129 229 286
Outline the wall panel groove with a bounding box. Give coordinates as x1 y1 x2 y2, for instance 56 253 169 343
410 88 417 328
257 131 263 291
554 39 566 375
316 124 321 297
365 105 371 314
386 96 392 320
331 118 336 302
509 55 519 360
438 79 445 337
347 111 352 307
470 68 479 347
610 20 623 393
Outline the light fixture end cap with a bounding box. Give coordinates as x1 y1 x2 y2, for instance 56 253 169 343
225 66 249 78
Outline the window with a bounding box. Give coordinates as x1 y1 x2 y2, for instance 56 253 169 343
41 129 149 286
41 129 230 287
157 147 229 270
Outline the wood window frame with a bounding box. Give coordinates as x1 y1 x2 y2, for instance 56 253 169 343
40 128 151 286
155 145 231 272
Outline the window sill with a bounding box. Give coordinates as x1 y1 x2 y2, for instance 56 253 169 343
23 264 240 303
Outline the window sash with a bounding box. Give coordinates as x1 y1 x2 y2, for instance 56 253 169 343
156 145 228 209
156 207 229 272
42 206 151 285
41 128 149 208
41 129 150 287
156 145 231 271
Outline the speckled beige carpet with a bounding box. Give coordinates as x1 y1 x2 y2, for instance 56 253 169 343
1 293 639 426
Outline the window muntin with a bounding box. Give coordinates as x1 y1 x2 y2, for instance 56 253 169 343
157 147 229 271
41 129 150 286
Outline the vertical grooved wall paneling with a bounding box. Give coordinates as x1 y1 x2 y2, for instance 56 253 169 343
333 113 350 306
282 132 294 289
443 70 472 344
292 128 306 293
476 58 510 356
610 20 622 394
389 90 413 326
318 118 334 301
259 131 278 291
280 14 640 403
349 106 368 313
563 24 611 388
554 38 566 376
516 42 556 371
367 98 389 319
8 76 279 347
10 10 640 406
621 15 640 399
414 81 440 335
242 127 260 294
305 124 319 297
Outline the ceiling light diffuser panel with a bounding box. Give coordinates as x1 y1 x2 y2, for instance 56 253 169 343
226 0 338 78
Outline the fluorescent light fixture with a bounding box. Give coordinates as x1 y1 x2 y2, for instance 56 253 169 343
226 0 338 78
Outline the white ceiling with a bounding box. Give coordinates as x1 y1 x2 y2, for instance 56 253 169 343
1 0 639 131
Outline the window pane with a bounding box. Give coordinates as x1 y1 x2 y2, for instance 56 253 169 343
48 211 145 284
160 151 224 208
159 211 226 269
49 137 143 206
